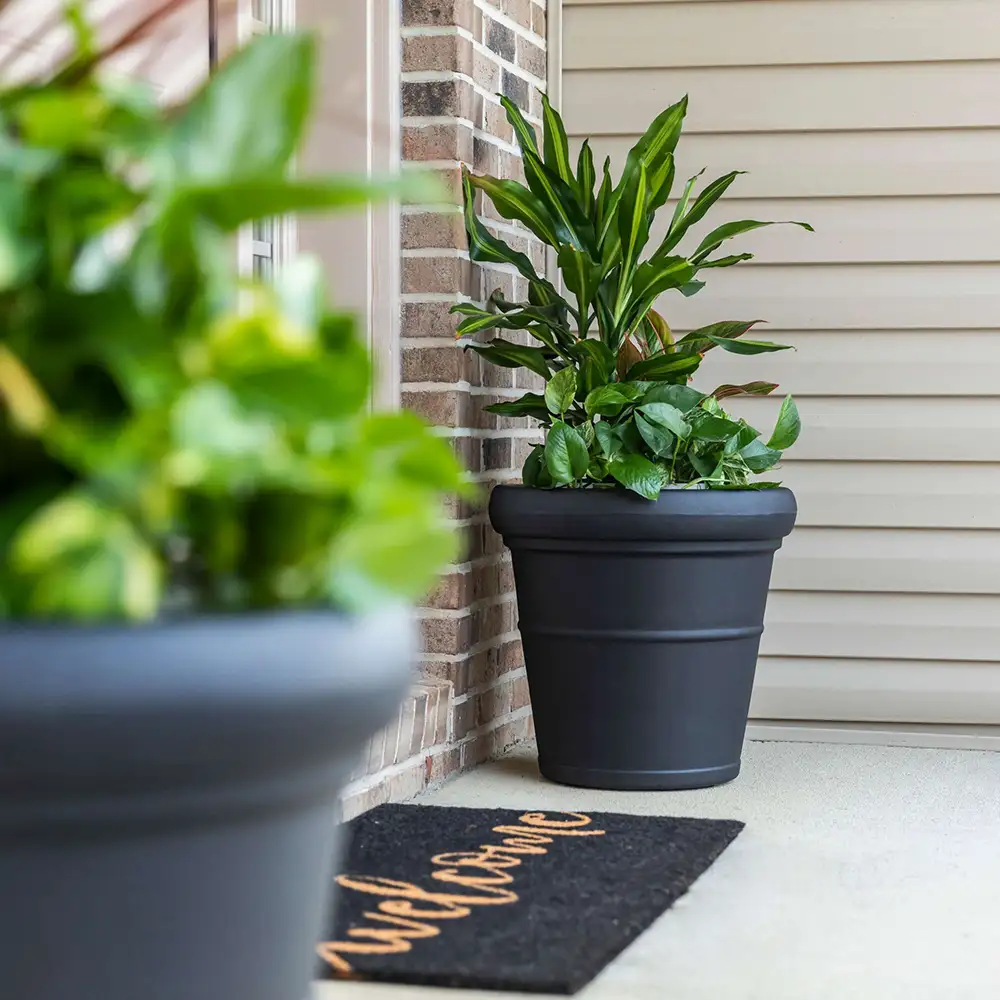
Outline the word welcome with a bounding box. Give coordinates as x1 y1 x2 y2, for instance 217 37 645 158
318 811 606 974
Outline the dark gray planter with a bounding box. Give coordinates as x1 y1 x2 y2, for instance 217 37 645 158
490 486 796 791
0 609 413 1000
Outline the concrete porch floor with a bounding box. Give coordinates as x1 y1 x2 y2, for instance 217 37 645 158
316 740 1000 1000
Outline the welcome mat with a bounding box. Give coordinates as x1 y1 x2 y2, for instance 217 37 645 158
316 805 743 994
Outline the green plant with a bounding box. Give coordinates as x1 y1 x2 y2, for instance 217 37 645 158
0 9 467 622
453 94 811 499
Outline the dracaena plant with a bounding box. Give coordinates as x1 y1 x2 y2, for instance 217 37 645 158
453 94 811 499
0 7 467 622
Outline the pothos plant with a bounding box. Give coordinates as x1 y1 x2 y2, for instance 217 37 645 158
0 9 467 621
453 94 811 500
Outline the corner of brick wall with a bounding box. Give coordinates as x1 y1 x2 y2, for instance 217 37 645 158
341 0 547 813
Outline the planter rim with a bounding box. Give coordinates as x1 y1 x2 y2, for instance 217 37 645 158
0 607 414 818
490 483 797 543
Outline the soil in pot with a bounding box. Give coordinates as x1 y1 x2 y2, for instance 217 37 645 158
0 608 413 1000
490 485 796 791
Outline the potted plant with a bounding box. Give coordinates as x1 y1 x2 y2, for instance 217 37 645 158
0 12 464 1000
455 94 810 791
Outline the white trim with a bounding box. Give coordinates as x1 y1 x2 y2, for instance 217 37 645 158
747 720 1000 753
369 0 402 409
545 0 562 287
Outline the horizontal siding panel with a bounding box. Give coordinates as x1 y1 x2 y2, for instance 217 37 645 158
583 130 1000 199
565 0 1000 70
657 263 1000 330
774 528 1000 594
562 63 1000 134
724 396 1000 462
761 592 1000 662
695 331 1000 398
752 658 1000 724
649 196 1000 265
785 462 1000 530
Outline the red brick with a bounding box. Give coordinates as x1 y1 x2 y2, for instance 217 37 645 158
403 123 474 163
401 301 463 339
403 0 474 32
402 256 475 296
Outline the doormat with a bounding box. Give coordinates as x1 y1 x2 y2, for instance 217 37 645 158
316 804 743 994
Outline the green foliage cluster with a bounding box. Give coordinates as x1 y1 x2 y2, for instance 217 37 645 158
0 17 466 621
453 94 810 499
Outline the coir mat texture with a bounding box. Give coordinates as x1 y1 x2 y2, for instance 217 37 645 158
316 804 743 994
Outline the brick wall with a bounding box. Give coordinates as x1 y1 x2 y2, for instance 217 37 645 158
341 0 547 816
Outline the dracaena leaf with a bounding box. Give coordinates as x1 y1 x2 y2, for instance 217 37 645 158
467 173 562 246
708 336 792 355
766 395 801 451
460 170 539 281
692 219 813 263
710 381 778 400
541 93 574 186
676 320 764 354
485 393 550 421
617 161 650 285
523 151 592 252
500 96 539 156
626 351 701 382
577 139 596 216
654 170 744 258
646 309 674 350
466 339 552 379
557 244 601 309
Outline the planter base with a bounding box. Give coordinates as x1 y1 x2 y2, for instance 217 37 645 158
539 760 741 792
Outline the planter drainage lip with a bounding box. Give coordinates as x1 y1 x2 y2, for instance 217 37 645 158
539 760 742 792
0 607 414 813
490 484 798 543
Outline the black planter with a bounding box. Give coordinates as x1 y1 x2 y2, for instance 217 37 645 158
0 609 413 1000
490 486 796 791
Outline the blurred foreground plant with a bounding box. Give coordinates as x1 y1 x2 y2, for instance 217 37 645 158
0 7 468 621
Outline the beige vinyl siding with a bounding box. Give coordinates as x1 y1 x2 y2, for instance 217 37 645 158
561 0 1000 724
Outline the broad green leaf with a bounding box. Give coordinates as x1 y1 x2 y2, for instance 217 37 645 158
165 33 314 181
643 383 704 412
638 402 691 439
485 392 551 421
541 93 574 186
635 412 674 458
707 336 792 355
608 453 662 500
468 173 563 246
175 173 438 231
545 365 577 415
500 95 539 156
11 491 161 621
692 219 813 263
740 438 783 473
460 170 539 281
327 492 459 612
767 395 802 451
626 351 701 382
585 384 633 418
522 444 551 487
689 412 743 442
466 339 552 379
577 139 596 216
594 420 619 460
545 420 589 484
710 381 778 400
